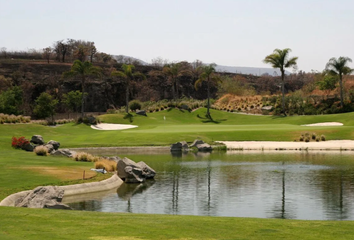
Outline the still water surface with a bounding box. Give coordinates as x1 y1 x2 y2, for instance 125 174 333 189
66 150 354 220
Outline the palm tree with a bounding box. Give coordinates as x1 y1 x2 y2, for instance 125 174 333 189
163 62 190 100
325 57 353 108
111 64 145 113
194 63 220 118
263 48 298 115
62 60 101 118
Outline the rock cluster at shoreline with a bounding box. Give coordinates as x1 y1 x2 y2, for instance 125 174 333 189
170 139 212 152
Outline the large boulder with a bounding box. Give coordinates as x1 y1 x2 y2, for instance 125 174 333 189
136 161 156 179
117 157 156 183
47 140 60 150
43 144 54 153
189 139 205 148
136 110 147 116
15 186 71 209
195 143 213 152
30 135 44 145
51 149 76 158
170 141 189 152
190 139 212 152
21 143 34 152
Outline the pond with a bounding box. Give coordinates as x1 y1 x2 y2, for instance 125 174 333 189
65 150 354 220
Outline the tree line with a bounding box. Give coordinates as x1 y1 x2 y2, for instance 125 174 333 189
0 41 353 119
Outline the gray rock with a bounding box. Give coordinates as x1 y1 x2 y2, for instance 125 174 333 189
195 143 213 152
117 157 156 183
136 161 156 179
15 186 71 209
44 144 54 153
103 156 122 163
170 141 189 151
189 139 205 148
51 149 76 158
47 140 60 150
30 135 44 145
124 166 145 183
21 143 34 152
136 110 147 116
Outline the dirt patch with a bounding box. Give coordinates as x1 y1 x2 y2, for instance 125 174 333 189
20 166 96 180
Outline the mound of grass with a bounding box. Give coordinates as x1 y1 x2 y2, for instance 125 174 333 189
94 159 117 172
34 145 48 156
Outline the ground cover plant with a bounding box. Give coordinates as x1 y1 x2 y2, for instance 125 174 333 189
1 108 354 239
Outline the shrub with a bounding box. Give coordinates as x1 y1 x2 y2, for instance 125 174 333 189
321 135 326 141
106 109 116 114
94 159 117 172
129 100 142 111
74 152 99 162
305 137 310 142
11 136 29 149
299 136 304 142
311 133 317 140
34 146 48 156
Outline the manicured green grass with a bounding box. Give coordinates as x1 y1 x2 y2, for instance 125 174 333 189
1 207 354 240
1 108 354 240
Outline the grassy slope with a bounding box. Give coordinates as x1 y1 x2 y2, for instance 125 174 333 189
1 108 354 239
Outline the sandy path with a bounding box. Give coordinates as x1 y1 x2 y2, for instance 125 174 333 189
218 140 354 151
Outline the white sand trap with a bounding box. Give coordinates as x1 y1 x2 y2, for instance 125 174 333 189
91 123 138 131
218 140 354 151
302 122 343 126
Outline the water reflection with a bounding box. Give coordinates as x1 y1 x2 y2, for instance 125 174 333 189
67 151 354 220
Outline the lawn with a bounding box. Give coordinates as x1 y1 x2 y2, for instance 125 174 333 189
1 108 354 239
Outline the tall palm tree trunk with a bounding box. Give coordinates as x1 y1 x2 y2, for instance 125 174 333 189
207 78 211 117
339 75 344 108
125 84 129 114
281 71 285 115
81 76 85 118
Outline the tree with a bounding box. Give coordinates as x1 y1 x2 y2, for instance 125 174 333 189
325 57 353 107
33 92 58 123
1 47 7 59
88 42 97 63
163 62 190 100
316 74 338 98
194 63 220 117
62 60 101 118
111 64 145 113
62 90 85 113
263 48 298 115
42 47 52 64
0 86 23 115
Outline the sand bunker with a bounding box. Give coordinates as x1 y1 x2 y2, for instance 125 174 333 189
302 122 343 126
91 123 138 131
218 140 354 151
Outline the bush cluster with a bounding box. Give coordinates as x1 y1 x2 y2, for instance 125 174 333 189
263 94 354 116
76 115 100 125
34 146 48 156
31 118 75 126
297 132 326 142
94 159 117 172
73 152 101 162
11 136 30 149
0 114 31 124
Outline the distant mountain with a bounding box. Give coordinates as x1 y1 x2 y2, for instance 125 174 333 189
111 54 290 76
215 65 291 76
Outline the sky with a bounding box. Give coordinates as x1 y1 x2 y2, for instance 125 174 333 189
1 0 354 72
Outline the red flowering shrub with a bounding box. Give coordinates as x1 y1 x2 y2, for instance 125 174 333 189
11 136 30 149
